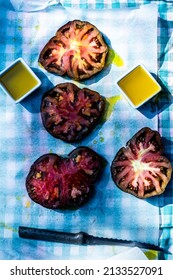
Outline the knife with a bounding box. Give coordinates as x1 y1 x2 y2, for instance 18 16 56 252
18 226 169 254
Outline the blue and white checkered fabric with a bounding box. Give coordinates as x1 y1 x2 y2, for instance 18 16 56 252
0 0 173 260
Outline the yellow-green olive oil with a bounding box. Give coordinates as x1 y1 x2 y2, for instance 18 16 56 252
118 65 161 107
0 61 39 101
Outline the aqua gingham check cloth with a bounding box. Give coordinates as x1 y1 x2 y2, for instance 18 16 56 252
0 0 173 260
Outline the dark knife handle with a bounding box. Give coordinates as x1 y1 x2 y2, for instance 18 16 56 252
19 226 88 245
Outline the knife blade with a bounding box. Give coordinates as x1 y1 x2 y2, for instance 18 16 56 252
18 226 169 254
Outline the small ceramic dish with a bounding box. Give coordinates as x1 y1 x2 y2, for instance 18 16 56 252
0 58 41 103
116 64 162 108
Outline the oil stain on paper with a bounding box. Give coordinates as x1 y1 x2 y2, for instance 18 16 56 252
0 222 18 233
92 95 122 145
106 48 124 68
144 250 158 260
15 195 31 208
102 95 122 122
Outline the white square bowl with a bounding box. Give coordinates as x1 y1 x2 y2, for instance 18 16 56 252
116 64 162 108
0 58 41 103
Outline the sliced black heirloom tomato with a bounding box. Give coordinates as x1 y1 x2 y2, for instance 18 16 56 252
38 20 108 80
111 127 172 198
26 147 103 210
40 82 105 142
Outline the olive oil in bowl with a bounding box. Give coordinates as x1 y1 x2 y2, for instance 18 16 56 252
117 64 161 108
0 58 41 103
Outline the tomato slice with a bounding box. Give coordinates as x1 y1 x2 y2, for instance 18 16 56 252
41 83 105 142
39 20 108 80
26 147 103 209
111 127 172 198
